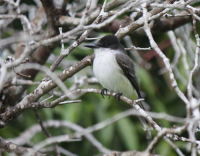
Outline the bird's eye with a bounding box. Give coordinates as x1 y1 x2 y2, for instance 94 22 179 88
103 43 108 46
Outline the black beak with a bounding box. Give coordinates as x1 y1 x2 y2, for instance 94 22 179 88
84 43 99 49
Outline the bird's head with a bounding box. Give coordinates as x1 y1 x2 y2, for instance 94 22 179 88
84 35 121 50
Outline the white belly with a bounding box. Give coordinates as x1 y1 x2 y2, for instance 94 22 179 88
93 49 136 99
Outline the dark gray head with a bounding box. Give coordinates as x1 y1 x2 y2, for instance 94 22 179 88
84 35 126 53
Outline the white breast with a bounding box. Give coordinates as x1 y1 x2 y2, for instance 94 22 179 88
93 48 136 99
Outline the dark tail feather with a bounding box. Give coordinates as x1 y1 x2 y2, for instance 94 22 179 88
138 101 152 131
135 90 152 130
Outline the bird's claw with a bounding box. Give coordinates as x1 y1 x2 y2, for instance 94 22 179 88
115 93 123 102
101 88 110 99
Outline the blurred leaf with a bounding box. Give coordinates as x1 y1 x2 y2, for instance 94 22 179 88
116 117 139 150
156 140 177 156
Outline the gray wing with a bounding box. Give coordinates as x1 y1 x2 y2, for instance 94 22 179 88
116 53 141 98
116 54 151 130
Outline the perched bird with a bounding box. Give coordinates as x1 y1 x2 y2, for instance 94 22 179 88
84 35 150 130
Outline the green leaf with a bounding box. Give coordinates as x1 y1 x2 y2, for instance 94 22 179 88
117 117 139 150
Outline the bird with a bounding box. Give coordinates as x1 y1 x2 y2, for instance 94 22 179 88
84 35 151 130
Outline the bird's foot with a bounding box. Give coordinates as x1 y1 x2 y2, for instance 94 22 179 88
115 93 123 102
101 88 110 99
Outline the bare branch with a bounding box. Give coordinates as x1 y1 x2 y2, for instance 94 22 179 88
0 136 47 156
